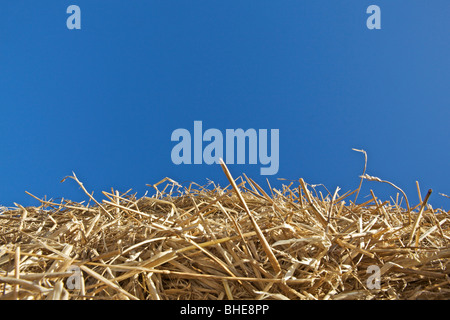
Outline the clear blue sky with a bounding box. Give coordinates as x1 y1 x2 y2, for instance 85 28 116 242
0 1 448 210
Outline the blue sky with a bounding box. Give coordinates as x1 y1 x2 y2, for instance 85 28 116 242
0 1 448 210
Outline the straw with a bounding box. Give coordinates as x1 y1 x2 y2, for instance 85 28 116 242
1 162 449 300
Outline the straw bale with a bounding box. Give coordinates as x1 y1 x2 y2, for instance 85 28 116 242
1 163 449 300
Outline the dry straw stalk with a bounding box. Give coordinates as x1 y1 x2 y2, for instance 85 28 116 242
1 159 449 300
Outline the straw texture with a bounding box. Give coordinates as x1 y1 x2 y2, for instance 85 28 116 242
1 164 449 300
